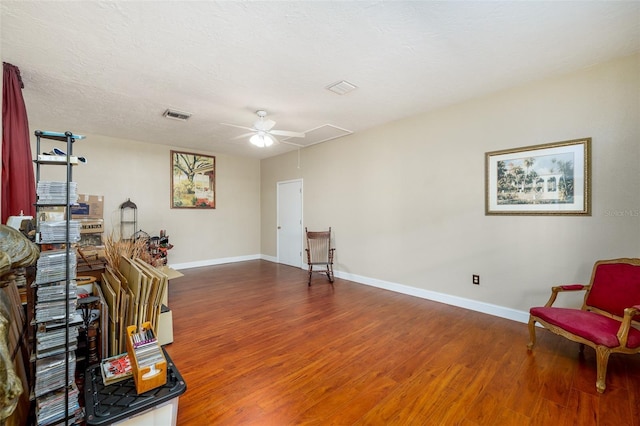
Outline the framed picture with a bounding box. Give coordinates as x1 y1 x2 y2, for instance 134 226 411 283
485 138 591 215
171 150 215 209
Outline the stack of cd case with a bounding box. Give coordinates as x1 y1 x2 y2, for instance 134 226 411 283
36 327 79 359
39 220 81 244
35 298 77 323
36 181 78 205
34 352 77 398
35 383 80 426
126 322 167 393
36 280 78 301
35 250 77 285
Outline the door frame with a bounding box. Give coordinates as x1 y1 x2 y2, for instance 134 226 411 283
276 178 304 268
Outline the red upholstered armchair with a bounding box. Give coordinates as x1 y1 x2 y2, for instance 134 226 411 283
527 258 640 393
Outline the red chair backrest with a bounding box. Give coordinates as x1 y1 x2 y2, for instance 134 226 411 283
585 260 640 320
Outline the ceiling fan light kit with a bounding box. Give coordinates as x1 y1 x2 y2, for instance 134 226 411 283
221 110 305 148
250 133 275 148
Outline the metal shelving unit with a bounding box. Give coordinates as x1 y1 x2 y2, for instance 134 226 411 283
119 198 137 241
30 130 85 426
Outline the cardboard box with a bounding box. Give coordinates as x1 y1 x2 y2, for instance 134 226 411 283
78 233 104 247
37 154 79 164
158 305 173 346
159 266 184 280
79 218 104 234
72 194 104 219
159 266 183 306
37 206 65 222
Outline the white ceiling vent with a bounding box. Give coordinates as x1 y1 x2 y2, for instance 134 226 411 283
326 80 357 95
163 109 192 121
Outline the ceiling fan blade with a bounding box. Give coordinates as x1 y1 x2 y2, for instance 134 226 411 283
254 118 276 132
270 130 305 138
220 122 255 131
231 132 256 140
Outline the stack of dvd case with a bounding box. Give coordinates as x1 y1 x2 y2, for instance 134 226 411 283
34 353 77 397
36 181 78 205
36 327 79 358
35 250 77 285
33 247 80 423
35 383 80 426
36 279 78 301
39 220 81 243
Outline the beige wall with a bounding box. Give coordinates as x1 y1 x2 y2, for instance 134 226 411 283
261 54 640 313
26 54 639 317
32 134 261 265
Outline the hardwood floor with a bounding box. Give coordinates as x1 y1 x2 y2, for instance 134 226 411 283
163 260 640 425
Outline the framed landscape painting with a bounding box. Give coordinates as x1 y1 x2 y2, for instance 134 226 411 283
485 138 591 215
171 150 216 209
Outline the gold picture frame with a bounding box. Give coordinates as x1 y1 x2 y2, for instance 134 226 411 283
485 138 591 215
171 150 215 209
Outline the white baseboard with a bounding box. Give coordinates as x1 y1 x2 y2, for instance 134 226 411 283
169 254 261 270
260 254 278 263
334 270 530 324
170 255 530 324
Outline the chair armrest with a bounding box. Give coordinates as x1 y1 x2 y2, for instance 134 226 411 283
557 284 587 291
617 305 640 347
544 284 587 307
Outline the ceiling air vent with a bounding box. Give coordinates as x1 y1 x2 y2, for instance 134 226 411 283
326 80 357 95
163 109 192 121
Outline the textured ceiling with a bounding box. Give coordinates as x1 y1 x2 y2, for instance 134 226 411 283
2 1 639 159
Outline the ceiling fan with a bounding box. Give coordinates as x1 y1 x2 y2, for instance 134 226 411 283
221 110 305 148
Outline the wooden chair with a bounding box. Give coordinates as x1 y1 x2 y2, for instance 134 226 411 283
305 227 335 286
527 258 640 393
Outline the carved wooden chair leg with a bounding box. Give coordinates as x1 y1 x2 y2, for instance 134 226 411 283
527 318 537 351
308 265 312 286
595 346 611 393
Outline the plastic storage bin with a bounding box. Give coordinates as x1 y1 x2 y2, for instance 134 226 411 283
84 348 186 425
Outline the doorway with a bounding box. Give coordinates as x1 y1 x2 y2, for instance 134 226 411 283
277 179 303 268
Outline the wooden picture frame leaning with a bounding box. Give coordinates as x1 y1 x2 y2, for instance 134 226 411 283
485 138 591 216
170 150 215 209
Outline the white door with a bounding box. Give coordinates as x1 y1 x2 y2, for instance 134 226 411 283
277 179 303 268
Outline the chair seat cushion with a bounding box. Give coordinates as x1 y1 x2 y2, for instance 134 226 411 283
530 307 640 349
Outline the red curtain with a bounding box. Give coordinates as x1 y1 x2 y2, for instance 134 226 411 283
2 62 35 224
